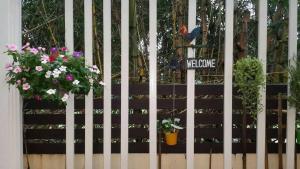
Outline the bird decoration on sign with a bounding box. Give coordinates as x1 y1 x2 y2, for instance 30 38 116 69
179 25 201 43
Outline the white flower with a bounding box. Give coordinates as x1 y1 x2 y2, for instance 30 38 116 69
61 93 69 102
59 66 67 72
45 71 52 78
89 78 94 84
59 54 65 58
52 69 61 78
73 80 80 85
41 60 48 64
91 65 100 74
46 89 56 95
171 124 183 130
174 118 180 123
35 66 43 72
99 81 105 86
162 119 169 124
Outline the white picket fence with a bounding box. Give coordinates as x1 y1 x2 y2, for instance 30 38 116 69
0 0 298 169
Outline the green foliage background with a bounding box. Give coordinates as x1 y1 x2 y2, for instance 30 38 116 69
22 0 300 84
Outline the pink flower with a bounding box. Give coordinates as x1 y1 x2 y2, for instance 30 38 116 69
38 47 42 50
30 48 39 55
61 47 68 52
5 63 13 71
13 66 22 73
41 54 49 64
42 48 46 51
35 66 43 72
22 83 30 91
16 80 21 85
62 56 68 62
22 43 30 50
6 44 17 52
5 77 11 81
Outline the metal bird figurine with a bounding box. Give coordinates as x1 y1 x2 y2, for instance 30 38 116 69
179 25 201 43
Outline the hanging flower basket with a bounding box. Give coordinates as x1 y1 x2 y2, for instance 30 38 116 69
4 43 104 105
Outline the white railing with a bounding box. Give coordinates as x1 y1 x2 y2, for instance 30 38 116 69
0 0 298 169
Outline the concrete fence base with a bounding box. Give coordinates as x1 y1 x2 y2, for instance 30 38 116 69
23 154 300 169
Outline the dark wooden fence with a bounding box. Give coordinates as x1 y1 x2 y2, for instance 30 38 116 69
24 84 299 154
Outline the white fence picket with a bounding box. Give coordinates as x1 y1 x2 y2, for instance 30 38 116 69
0 0 22 168
186 0 196 168
103 0 112 169
121 0 129 168
149 0 157 169
287 0 298 168
256 0 267 168
223 0 234 169
65 0 75 168
84 0 93 169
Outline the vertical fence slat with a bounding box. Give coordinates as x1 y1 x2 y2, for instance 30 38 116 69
223 0 234 169
186 0 196 169
287 0 298 168
256 0 267 168
0 0 23 168
103 0 112 168
65 0 74 168
84 0 93 168
149 0 157 168
121 0 129 168
11 0 23 168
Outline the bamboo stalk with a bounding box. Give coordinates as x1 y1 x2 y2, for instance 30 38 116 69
278 94 283 169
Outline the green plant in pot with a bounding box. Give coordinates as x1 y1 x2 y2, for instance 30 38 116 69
234 56 264 169
288 60 300 144
234 56 265 118
159 118 183 146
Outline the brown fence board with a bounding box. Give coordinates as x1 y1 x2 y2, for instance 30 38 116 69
23 84 289 154
24 143 298 154
24 114 287 125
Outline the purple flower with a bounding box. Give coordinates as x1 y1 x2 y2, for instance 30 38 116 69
73 51 82 58
50 47 58 54
30 48 39 55
66 74 74 81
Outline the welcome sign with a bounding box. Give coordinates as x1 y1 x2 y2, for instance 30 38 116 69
186 58 216 69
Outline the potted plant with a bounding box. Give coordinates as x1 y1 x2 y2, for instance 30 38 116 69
288 60 300 143
159 118 183 146
234 56 264 169
4 43 104 105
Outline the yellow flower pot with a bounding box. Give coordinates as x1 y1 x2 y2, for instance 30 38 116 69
165 131 178 146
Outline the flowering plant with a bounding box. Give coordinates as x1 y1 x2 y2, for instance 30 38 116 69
4 43 104 104
159 118 183 133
